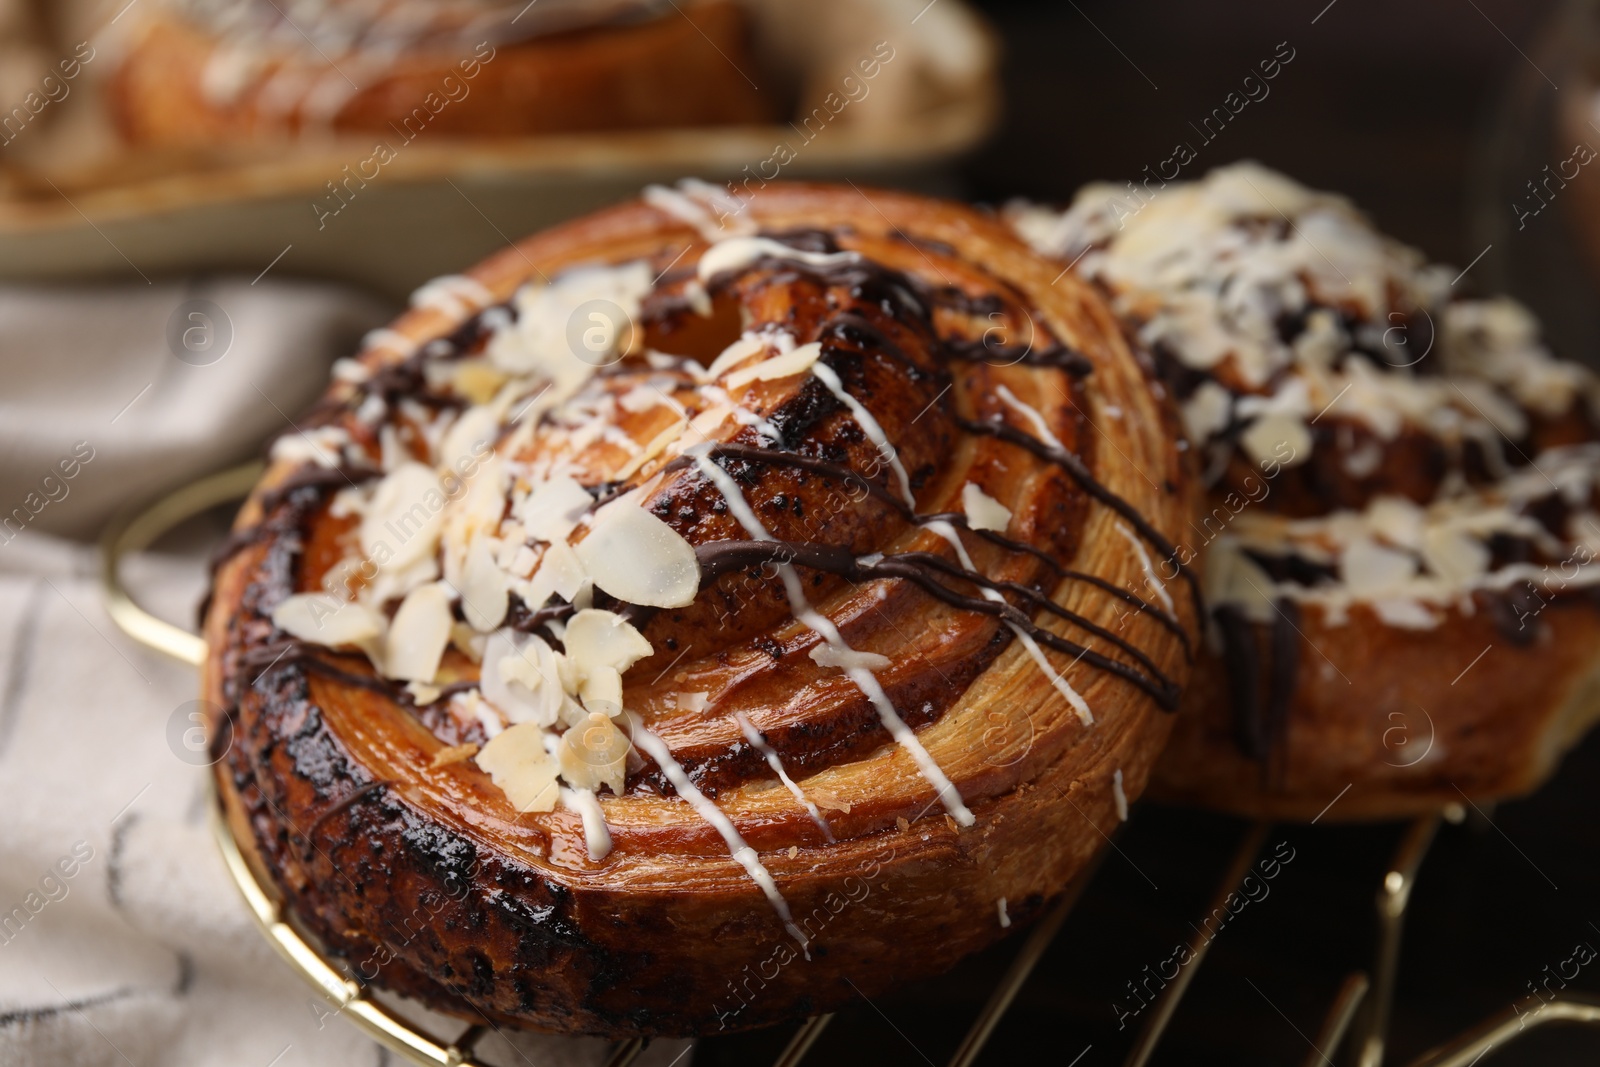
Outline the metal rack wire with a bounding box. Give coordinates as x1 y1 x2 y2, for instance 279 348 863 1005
102 468 1600 1067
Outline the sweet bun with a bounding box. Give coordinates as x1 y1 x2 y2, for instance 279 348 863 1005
203 181 1199 1034
1010 163 1600 821
110 0 770 146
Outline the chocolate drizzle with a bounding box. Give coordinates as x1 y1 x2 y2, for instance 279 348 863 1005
664 439 1192 659
694 538 1179 708
219 217 1198 806
1262 598 1300 784
958 415 1203 618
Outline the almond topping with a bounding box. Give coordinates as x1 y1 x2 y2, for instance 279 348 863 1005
430 742 479 769
961 482 1013 533
475 723 560 813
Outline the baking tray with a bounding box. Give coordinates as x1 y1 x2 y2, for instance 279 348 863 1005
0 0 999 298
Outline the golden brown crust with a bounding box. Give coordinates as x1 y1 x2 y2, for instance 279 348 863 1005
203 183 1200 1036
1151 596 1600 821
110 0 771 147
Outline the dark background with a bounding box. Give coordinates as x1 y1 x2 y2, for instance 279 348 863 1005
957 0 1600 361
695 2 1600 1064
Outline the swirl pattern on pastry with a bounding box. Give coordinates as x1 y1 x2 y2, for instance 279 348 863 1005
203 182 1199 1034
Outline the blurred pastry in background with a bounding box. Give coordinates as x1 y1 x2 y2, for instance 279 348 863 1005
107 0 773 146
1010 163 1600 820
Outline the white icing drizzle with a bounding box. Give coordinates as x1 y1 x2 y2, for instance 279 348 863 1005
924 521 1094 726
1112 768 1129 822
1116 521 1176 615
959 387 1102 723
691 449 976 825
812 362 914 507
997 897 1011 928
361 327 418 358
628 714 810 951
697 237 860 284
644 184 730 243
562 786 613 861
734 712 836 843
410 274 495 319
1208 443 1600 627
996 384 1063 450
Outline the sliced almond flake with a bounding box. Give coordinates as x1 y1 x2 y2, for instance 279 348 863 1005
450 622 486 663
445 454 508 554
366 552 440 610
439 406 500 471
574 501 700 608
724 342 824 389
578 666 625 719
961 483 1013 533
453 361 509 406
361 462 447 570
617 385 663 413
896 816 911 833
675 691 710 712
509 543 540 579
684 280 713 317
475 722 560 813
454 690 504 739
1180 380 1233 445
1239 412 1311 469
1367 496 1426 550
1340 537 1417 596
272 593 385 651
1342 439 1384 478
328 486 367 520
520 538 589 612
615 418 690 481
788 845 799 860
557 712 630 795
557 694 591 729
1421 527 1490 584
517 474 594 544
386 582 454 683
406 681 442 705
461 537 511 632
704 334 768 379
565 609 654 678
485 261 652 391
483 632 567 727
429 742 479 769
808 644 892 672
493 526 524 568
1372 597 1439 629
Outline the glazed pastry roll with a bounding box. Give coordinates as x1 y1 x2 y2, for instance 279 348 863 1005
203 181 1200 1035
109 0 771 145
1010 163 1600 820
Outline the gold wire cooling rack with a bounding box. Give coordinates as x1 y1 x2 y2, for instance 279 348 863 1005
100 465 1600 1067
